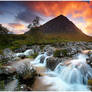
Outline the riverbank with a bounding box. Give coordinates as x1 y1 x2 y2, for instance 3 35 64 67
0 42 92 91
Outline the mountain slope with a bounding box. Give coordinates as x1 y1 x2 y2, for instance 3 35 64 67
25 15 92 40
40 15 84 35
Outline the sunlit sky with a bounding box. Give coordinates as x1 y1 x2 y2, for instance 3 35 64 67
0 1 92 36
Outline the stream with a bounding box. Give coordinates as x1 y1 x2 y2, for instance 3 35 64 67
0 51 92 91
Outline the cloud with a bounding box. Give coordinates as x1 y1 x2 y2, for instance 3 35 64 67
0 1 92 35
23 1 92 36
3 23 28 34
8 23 26 30
16 8 40 23
0 11 3 14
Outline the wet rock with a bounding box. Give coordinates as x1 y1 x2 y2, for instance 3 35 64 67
88 51 92 57
21 45 28 52
31 45 41 54
0 55 11 64
0 66 16 75
19 84 32 91
43 45 56 56
0 55 4 61
46 57 62 71
14 45 29 53
86 56 92 67
40 56 45 63
3 48 14 57
17 63 37 86
3 48 16 62
66 47 78 56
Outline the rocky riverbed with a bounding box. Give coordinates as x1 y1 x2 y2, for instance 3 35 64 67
0 42 92 91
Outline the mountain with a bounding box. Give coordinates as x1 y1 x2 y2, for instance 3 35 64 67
25 15 92 40
0 24 9 34
40 15 85 35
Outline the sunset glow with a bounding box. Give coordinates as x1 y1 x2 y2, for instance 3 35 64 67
0 1 92 36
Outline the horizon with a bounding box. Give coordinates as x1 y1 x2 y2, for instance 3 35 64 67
0 1 92 36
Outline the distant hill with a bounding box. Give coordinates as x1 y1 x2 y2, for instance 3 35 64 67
0 24 9 34
25 15 92 40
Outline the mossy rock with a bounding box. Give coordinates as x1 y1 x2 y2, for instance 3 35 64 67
0 63 3 68
27 53 38 59
54 49 68 57
0 50 3 55
61 49 68 57
88 80 92 85
88 80 92 90
0 80 4 90
53 50 61 58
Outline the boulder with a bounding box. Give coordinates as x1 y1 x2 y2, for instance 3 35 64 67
40 56 45 63
86 56 92 67
46 57 62 71
0 55 4 61
0 66 16 75
66 47 78 56
17 63 37 86
3 48 14 57
88 51 92 57
18 84 32 91
2 48 19 62
31 45 41 54
43 45 56 56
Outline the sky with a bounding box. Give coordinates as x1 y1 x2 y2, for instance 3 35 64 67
0 1 92 36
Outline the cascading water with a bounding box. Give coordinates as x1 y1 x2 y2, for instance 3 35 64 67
31 52 92 91
53 54 92 90
32 52 47 64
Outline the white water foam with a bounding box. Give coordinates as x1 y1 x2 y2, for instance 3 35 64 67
31 53 92 91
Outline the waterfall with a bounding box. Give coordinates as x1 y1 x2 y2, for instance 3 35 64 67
31 52 47 64
53 53 92 90
31 52 92 91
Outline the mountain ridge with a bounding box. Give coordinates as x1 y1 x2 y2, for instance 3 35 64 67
25 15 92 40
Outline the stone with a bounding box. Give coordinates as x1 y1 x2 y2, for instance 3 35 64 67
40 56 45 63
0 66 16 75
46 57 62 71
86 56 92 67
31 45 41 53
0 55 4 61
43 45 56 56
3 48 14 57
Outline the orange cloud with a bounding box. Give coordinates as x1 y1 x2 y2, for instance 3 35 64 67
26 1 92 36
9 23 26 30
3 23 28 34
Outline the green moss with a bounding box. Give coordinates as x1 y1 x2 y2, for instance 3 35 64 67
54 50 61 58
0 63 3 68
27 53 38 59
88 80 92 85
0 50 3 55
88 80 92 90
61 49 68 56
0 80 4 90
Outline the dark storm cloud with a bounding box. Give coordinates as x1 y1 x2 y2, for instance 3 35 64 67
16 9 39 23
0 11 3 14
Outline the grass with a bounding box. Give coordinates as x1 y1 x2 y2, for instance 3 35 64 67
54 50 61 58
0 31 92 54
27 53 38 59
61 49 68 57
53 49 68 57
